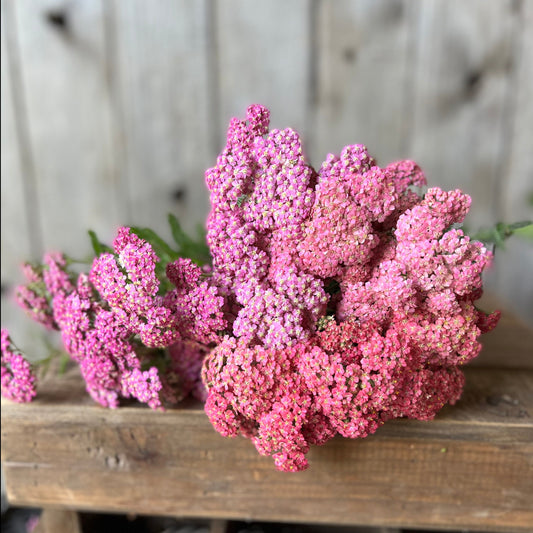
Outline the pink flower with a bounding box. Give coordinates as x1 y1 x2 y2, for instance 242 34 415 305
1 329 37 403
90 227 179 347
201 105 499 472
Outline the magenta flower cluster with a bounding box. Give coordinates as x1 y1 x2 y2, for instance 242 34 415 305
1 104 500 472
201 105 500 471
5 229 225 409
1 328 37 403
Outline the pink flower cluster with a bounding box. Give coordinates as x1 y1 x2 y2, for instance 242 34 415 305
2 103 501 473
206 105 327 349
90 227 180 348
7 228 225 409
201 105 500 471
1 329 36 403
164 258 227 345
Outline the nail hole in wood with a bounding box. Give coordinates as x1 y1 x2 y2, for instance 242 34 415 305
464 69 483 98
172 187 187 203
386 0 404 22
44 9 69 32
342 47 357 64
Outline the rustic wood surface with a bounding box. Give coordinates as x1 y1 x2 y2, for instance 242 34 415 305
2 308 532 532
473 293 533 369
313 0 414 166
1 367 532 532
491 0 533 326
409 0 520 229
33 509 82 533
111 0 212 239
217 0 311 145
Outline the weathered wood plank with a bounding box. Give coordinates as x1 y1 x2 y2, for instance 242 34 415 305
111 0 211 238
13 0 120 257
312 0 414 167
499 1 533 226
489 0 533 328
2 365 532 532
1 2 35 269
1 1 48 359
216 0 311 152
472 292 533 369
34 509 81 533
409 0 520 230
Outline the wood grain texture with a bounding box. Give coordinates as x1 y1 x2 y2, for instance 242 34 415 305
13 0 121 257
409 0 520 230
500 0 533 225
1 1 48 360
312 0 413 167
2 363 532 532
489 0 533 327
33 509 81 533
472 293 533 369
1 2 34 272
111 0 211 238
216 0 311 152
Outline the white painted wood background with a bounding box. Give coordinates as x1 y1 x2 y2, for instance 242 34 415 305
2 0 532 357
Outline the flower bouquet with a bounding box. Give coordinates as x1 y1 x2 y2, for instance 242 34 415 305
3 104 525 472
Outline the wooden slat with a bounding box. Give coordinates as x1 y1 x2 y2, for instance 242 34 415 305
500 1 533 226
13 0 121 257
111 0 211 238
489 0 533 328
1 2 34 269
2 364 531 532
312 0 414 167
216 0 311 151
489 239 533 332
34 509 81 533
409 0 520 230
472 293 533 369
1 1 48 360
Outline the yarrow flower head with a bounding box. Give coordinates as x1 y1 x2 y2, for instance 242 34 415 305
7 226 225 410
90 227 180 348
1 329 37 403
201 105 500 471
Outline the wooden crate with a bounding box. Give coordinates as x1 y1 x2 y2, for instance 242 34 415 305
2 300 532 533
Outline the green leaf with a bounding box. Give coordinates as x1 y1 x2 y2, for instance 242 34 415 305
167 214 211 265
140 348 170 374
513 223 533 239
168 213 192 249
130 226 180 263
236 194 248 207
58 353 71 375
88 230 113 256
508 221 533 231
470 220 533 248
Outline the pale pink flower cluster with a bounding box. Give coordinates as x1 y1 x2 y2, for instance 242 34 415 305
1 328 37 403
202 105 500 471
206 105 327 349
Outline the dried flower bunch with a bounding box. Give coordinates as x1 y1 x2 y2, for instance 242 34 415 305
2 105 503 472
